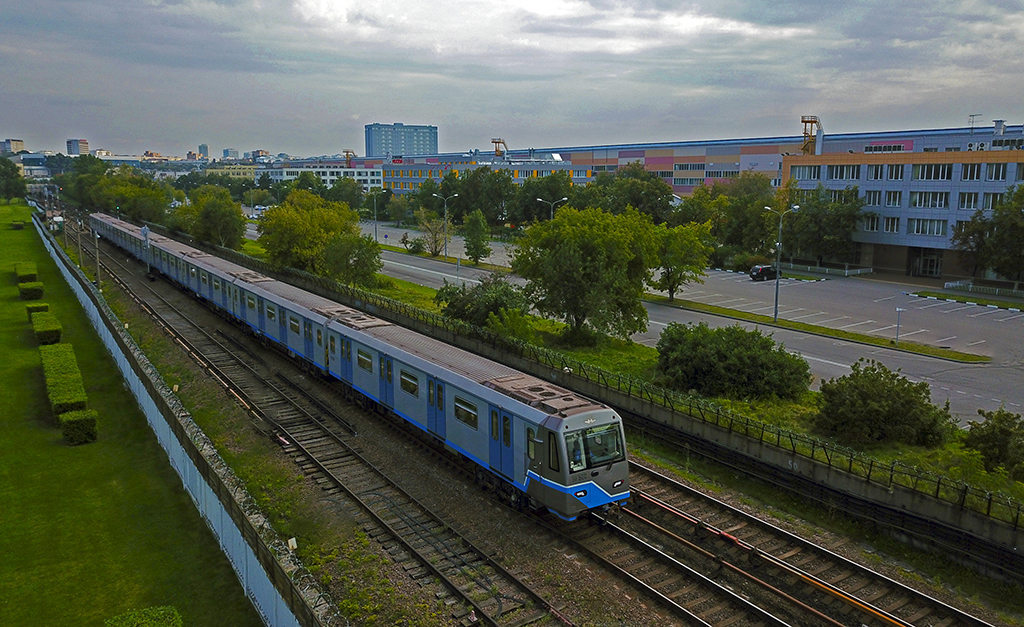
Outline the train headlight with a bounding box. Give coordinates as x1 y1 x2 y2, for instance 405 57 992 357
612 480 623 488
574 490 587 498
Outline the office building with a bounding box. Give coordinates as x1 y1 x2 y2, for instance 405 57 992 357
66 139 89 155
257 160 383 192
365 123 438 157
199 144 209 158
223 148 239 159
2 139 26 154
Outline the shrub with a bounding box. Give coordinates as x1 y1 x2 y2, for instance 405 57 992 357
31 311 63 345
656 322 811 400
59 409 98 445
18 281 44 300
26 302 49 321
815 359 954 447
485 308 535 343
965 407 1024 478
12 220 24 230
105 606 183 627
15 261 37 282
434 274 529 328
39 343 88 415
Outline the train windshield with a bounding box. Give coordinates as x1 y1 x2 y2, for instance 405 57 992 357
565 424 625 473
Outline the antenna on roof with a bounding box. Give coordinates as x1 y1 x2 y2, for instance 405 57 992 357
968 113 981 135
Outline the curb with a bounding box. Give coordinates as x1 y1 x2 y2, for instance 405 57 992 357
905 292 1022 313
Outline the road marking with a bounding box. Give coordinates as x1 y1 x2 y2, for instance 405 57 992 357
996 314 1024 322
941 305 977 314
800 354 852 368
874 296 896 302
936 336 957 343
915 301 947 309
868 324 896 333
382 260 482 284
816 316 851 324
790 311 829 321
898 329 928 337
686 293 722 300
837 320 876 329
647 320 668 327
708 297 748 306
747 305 778 313
732 301 767 310
966 339 987 347
968 308 999 318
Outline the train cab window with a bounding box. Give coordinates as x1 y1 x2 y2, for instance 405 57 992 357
316 329 322 346
527 428 536 460
289 316 300 334
454 397 477 429
266 305 276 322
329 336 336 354
247 296 256 310
490 410 499 441
357 349 373 372
566 431 587 473
566 424 625 472
399 371 418 397
428 381 434 406
548 433 560 472
190 267 196 278
201 273 208 286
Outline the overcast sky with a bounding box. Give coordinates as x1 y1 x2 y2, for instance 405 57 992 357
2 0 1022 158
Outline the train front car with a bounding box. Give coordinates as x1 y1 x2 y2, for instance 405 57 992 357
528 407 630 521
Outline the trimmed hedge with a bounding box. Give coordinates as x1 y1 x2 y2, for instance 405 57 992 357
12 220 24 230
105 606 183 627
15 261 38 282
26 302 49 320
31 311 63 345
18 281 44 300
59 409 98 445
39 343 88 415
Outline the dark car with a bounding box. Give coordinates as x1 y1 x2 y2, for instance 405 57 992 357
749 264 779 281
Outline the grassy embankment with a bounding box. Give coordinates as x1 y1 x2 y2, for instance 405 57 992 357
0 201 261 627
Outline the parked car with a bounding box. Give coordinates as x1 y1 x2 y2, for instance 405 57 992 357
749 264 779 281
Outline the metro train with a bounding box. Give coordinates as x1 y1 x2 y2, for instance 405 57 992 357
91 213 630 521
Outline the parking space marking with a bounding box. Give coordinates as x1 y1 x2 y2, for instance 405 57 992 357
747 305 778 313
968 308 999 318
686 293 722 300
941 305 977 314
899 329 929 338
733 302 768 310
967 339 987 347
867 324 896 333
837 320 876 329
874 296 896 302
816 316 851 324
936 336 957 343
915 301 948 309
997 313 1024 322
790 311 829 321
708 297 749 306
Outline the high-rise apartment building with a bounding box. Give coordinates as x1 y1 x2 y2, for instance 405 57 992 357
66 139 89 155
199 144 209 158
365 123 438 157
223 148 239 159
2 139 25 154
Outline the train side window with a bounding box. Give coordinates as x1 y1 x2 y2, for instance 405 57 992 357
548 433 560 472
527 428 536 460
428 381 435 406
201 273 208 285
213 278 220 292
490 410 498 441
454 397 477 429
329 336 336 354
266 306 276 322
386 360 392 383
247 296 256 310
399 371 418 397
436 385 444 411
345 340 351 360
190 267 196 278
503 415 511 447
289 317 300 334
316 329 322 346
357 349 373 372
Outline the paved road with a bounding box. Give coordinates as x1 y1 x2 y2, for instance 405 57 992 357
258 221 1022 421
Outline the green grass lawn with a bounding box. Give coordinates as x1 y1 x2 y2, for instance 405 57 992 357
0 202 260 627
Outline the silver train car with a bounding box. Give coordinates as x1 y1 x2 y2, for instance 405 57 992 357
92 213 630 521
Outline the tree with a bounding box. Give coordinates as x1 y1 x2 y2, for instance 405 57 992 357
388 194 413 226
293 171 326 197
567 162 673 223
191 185 246 248
508 172 573 225
511 207 659 341
815 359 953 447
656 322 810 400
986 186 1024 284
965 407 1024 478
324 176 364 209
463 209 491 264
0 157 27 201
434 274 529 328
653 221 713 301
415 208 449 257
669 184 729 233
257 190 359 272
322 232 382 287
950 210 992 277
56 154 109 206
784 184 865 265
90 166 170 223
712 172 776 252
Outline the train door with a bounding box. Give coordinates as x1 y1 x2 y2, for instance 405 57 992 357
427 379 446 439
257 298 265 333
488 408 514 480
303 320 314 360
378 354 394 408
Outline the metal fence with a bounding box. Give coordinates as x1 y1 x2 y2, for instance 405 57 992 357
155 233 1024 532
781 262 874 277
35 214 340 627
944 280 1024 300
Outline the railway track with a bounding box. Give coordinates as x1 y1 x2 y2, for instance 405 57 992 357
88 234 573 627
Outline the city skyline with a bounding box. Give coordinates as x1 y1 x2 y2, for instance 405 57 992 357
2 1 1022 158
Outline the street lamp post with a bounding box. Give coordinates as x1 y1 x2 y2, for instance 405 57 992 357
373 192 378 242
432 193 458 260
764 204 799 322
537 196 568 221
95 232 101 290
895 307 906 346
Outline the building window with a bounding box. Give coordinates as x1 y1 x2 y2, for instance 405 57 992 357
674 163 706 171
958 192 978 210
912 164 953 180
884 217 900 233
867 164 884 180
830 189 856 202
453 397 478 429
908 218 948 236
673 178 704 186
863 190 882 206
400 371 419 397
827 164 861 180
909 192 949 208
885 191 902 207
790 165 821 180
864 215 879 232
962 163 982 181
887 164 904 181
987 163 1007 181
983 193 1004 210
357 349 373 373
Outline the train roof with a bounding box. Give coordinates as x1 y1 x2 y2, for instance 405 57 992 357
91 212 608 420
